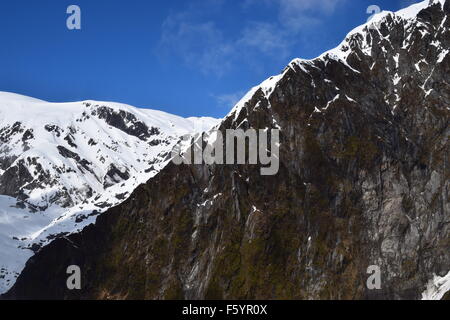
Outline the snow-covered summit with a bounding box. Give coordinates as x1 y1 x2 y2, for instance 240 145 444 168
0 92 215 134
0 92 219 293
0 91 46 103
228 0 448 122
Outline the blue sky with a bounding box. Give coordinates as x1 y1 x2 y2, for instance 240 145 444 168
0 0 420 118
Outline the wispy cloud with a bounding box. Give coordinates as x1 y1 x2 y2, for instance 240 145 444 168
158 1 234 76
212 91 246 109
237 22 291 57
277 0 346 31
243 0 346 31
158 0 346 77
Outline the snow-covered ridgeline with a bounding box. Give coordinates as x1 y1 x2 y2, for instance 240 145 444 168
228 0 447 122
0 91 219 294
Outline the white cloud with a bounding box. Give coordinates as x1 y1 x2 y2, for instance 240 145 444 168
245 0 346 31
279 0 345 15
237 22 291 58
159 5 234 76
158 0 346 76
159 9 288 76
244 0 345 13
278 0 343 31
212 91 246 108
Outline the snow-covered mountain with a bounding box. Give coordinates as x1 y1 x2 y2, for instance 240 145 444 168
0 92 219 293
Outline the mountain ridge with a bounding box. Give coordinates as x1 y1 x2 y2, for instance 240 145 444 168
0 93 219 293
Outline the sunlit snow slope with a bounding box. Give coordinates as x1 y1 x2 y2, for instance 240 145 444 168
0 92 219 293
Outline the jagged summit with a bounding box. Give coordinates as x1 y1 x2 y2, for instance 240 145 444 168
229 0 448 122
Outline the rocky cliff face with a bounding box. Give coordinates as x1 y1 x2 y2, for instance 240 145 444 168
3 0 449 300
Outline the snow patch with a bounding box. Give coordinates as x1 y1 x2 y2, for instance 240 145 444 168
422 270 450 300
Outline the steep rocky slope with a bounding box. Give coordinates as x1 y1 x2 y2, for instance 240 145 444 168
0 93 218 293
3 0 449 300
